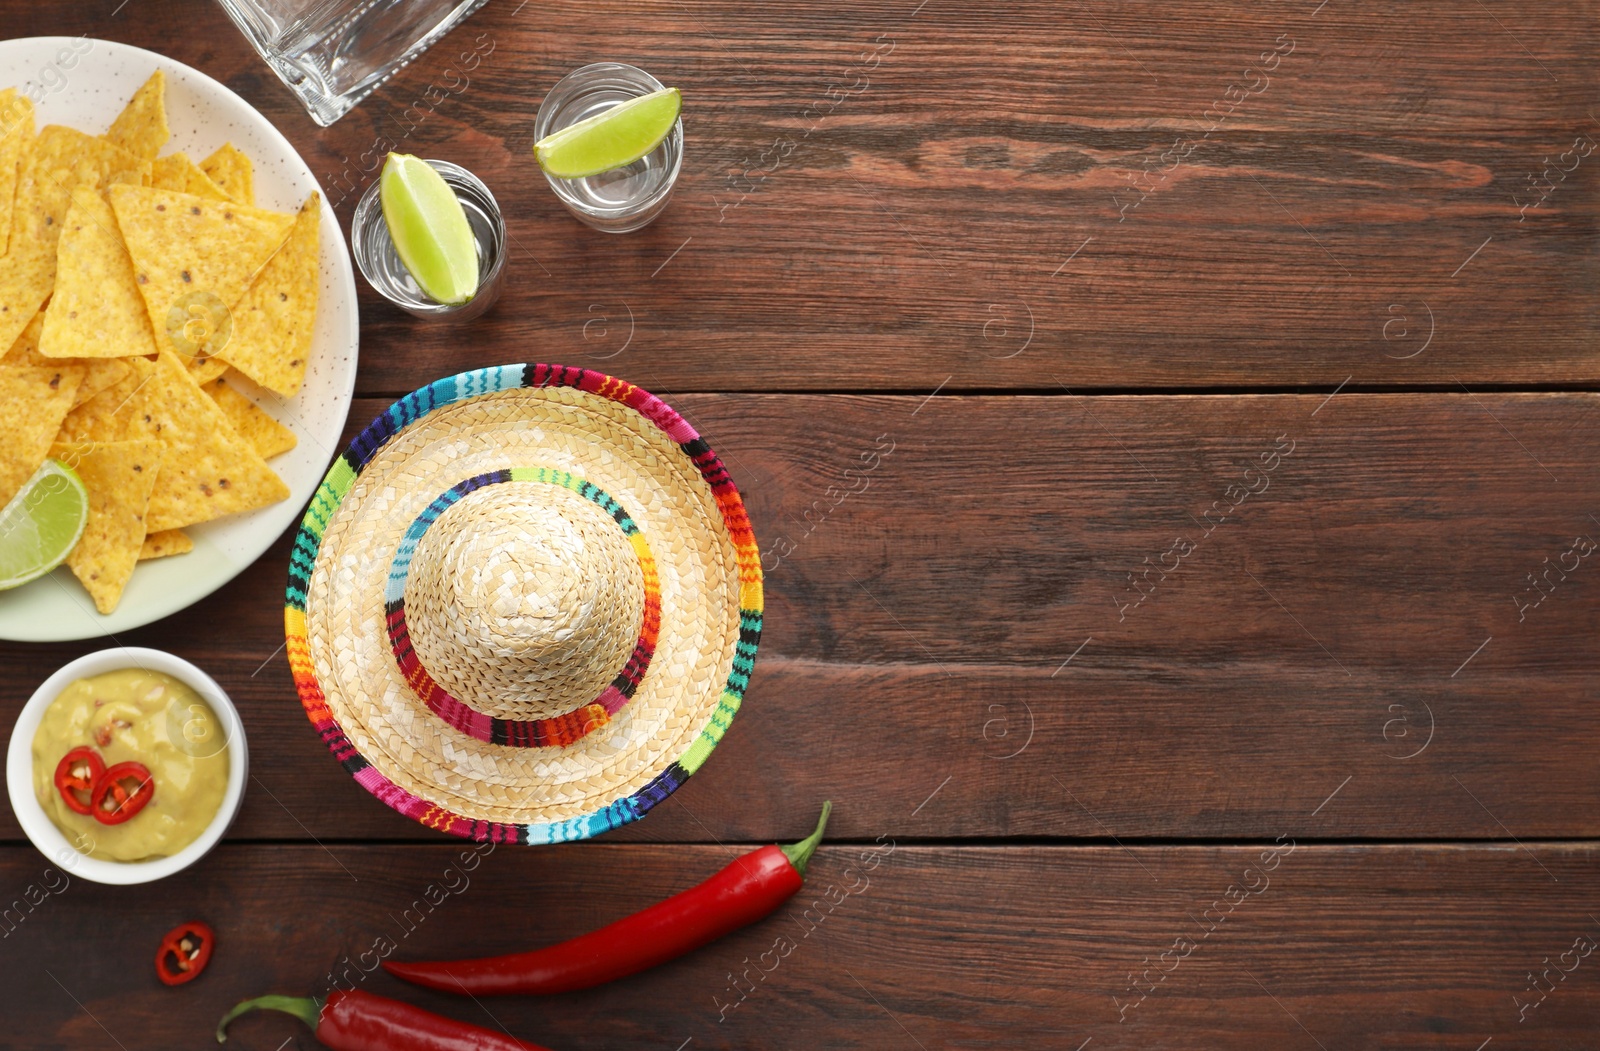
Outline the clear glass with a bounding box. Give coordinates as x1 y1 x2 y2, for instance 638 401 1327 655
534 63 684 234
211 0 490 126
351 160 506 321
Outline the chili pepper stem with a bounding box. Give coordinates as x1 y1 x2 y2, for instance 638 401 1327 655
778 800 832 878
216 994 322 1043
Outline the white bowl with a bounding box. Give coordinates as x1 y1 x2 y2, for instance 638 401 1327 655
6 647 249 885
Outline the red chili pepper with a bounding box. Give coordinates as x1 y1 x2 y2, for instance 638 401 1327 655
215 988 554 1051
90 761 154 825
156 921 214 986
53 746 104 815
384 801 832 996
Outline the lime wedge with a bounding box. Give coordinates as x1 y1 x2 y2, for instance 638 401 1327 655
0 459 88 591
379 153 480 305
534 87 681 180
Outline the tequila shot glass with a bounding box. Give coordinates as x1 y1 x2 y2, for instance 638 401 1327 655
351 159 506 320
535 63 683 233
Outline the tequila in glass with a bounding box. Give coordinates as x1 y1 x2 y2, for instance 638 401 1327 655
351 159 507 320
535 63 684 233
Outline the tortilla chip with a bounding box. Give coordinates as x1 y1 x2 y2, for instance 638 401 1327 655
12 125 144 262
0 89 34 256
2 306 43 359
0 364 84 503
3 306 134 409
151 152 231 200
0 252 54 353
40 187 160 359
143 351 288 532
217 194 319 397
203 375 297 458
57 356 159 444
107 185 294 364
199 144 253 206
138 528 191 560
104 71 169 161
49 439 161 614
187 354 230 385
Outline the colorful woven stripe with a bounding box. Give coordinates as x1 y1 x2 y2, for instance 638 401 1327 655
382 468 660 748
284 364 763 844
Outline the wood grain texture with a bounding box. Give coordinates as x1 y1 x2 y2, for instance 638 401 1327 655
5 1 1593 392
1 844 1597 1050
0 393 1593 843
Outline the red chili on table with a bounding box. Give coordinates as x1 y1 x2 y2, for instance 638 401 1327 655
384 801 832 996
90 761 154 825
216 988 554 1051
53 746 104 815
157 921 214 986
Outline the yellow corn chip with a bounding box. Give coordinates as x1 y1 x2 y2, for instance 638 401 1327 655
49 438 161 614
0 364 84 503
143 351 288 532
2 307 43 359
57 355 159 444
217 193 319 397
2 306 134 409
187 355 230 385
107 185 294 364
138 528 191 561
203 375 297 459
0 253 54 353
0 89 34 256
12 125 144 262
40 187 160 359
199 144 253 206
151 152 230 200
104 71 169 161
70 358 134 410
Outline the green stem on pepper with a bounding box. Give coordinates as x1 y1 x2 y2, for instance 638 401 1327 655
385 801 834 997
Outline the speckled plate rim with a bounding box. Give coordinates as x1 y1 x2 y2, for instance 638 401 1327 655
285 364 763 844
0 36 360 641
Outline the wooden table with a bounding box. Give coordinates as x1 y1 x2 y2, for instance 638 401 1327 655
3 2 1597 1047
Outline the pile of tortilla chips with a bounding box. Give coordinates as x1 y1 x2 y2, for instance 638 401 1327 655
0 71 319 615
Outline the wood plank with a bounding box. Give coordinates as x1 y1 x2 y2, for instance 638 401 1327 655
7 2 1594 392
1 843 1597 1049
1 393 1594 842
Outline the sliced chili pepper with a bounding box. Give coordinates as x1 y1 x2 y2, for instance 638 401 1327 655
156 921 214 986
53 746 104 815
90 761 154 825
217 988 555 1050
384 801 832 996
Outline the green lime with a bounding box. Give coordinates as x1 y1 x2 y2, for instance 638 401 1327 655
0 459 88 591
534 87 681 180
379 153 480 305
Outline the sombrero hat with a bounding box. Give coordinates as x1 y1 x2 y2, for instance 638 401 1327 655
284 364 761 843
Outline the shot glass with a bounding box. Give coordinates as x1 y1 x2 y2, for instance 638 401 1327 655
351 160 507 321
535 63 684 233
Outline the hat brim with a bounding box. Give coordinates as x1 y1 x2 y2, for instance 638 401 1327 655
285 364 762 844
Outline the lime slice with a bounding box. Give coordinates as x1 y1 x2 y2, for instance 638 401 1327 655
0 459 88 591
379 153 480 305
534 87 681 180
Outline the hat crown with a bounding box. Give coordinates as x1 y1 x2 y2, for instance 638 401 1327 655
403 483 645 723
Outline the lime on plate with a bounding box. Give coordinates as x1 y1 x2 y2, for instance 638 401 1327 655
534 87 681 180
379 153 480 305
0 459 88 591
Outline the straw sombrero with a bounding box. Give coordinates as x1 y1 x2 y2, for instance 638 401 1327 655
284 364 761 843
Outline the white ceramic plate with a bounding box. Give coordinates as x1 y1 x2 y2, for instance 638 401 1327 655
0 37 359 641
